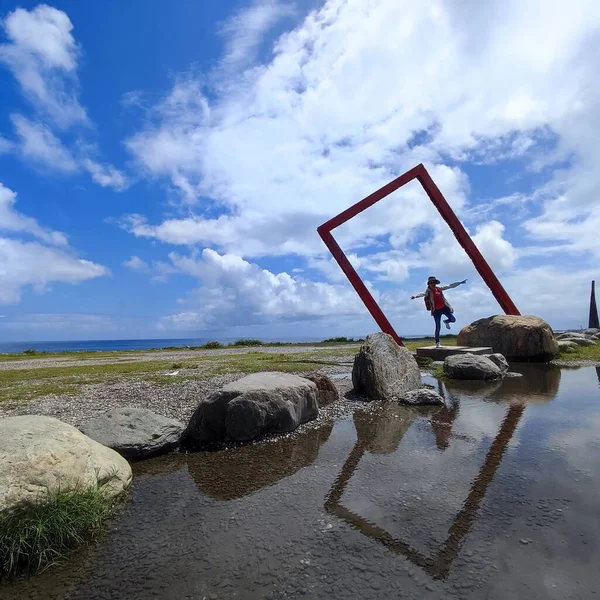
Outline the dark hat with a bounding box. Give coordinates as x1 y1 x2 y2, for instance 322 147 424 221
427 276 440 285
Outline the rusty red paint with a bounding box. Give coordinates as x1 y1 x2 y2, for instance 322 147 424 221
317 163 520 346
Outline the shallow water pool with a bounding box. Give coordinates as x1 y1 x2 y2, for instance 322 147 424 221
4 364 600 599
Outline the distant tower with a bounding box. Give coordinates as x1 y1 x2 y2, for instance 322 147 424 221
589 281 599 329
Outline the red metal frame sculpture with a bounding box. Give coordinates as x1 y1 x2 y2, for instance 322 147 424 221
317 163 520 346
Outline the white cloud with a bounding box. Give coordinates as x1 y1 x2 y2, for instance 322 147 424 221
0 4 86 128
82 159 129 191
218 0 295 72
158 248 364 330
11 114 78 172
0 181 108 304
123 255 149 272
0 182 67 245
123 0 600 278
0 136 14 154
0 237 108 304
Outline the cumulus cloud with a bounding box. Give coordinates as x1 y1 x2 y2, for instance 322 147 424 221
122 0 599 267
11 114 78 172
82 159 129 191
158 248 364 330
0 5 128 190
0 237 108 304
0 181 108 304
123 255 149 272
0 182 68 245
0 4 86 127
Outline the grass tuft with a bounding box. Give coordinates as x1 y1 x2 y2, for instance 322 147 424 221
200 341 224 350
0 485 116 577
232 339 263 347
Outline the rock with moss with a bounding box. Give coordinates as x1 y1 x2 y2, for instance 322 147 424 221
352 332 421 401
560 337 595 347
0 415 131 515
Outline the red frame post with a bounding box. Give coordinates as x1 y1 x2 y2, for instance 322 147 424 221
317 163 519 346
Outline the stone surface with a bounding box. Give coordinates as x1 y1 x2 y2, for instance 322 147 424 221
399 388 445 406
557 332 586 340
0 415 131 514
486 353 509 375
560 337 595 347
444 353 503 380
80 408 184 460
558 340 579 353
416 345 493 361
352 332 421 401
302 373 339 407
181 372 319 447
457 315 559 361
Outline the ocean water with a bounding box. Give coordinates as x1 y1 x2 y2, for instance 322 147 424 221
0 335 435 354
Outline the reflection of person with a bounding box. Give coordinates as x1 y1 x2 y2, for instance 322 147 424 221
410 276 467 348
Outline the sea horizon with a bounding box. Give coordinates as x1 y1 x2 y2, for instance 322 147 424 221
0 334 443 355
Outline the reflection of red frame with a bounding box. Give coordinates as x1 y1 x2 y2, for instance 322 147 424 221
317 163 520 346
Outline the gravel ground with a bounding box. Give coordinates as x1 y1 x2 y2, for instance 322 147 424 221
0 348 356 428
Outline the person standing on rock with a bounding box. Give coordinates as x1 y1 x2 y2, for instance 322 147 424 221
410 276 467 348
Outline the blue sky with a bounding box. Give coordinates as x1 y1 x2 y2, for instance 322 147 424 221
0 0 599 341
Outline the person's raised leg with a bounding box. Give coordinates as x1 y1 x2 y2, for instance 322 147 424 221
443 307 456 329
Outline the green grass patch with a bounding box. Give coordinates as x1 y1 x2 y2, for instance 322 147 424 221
556 340 600 361
322 336 364 343
0 485 116 577
200 341 224 349
231 339 263 347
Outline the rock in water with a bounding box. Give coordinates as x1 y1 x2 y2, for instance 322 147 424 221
0 415 131 514
486 353 509 374
181 372 319 447
302 373 339 407
352 332 421 400
400 389 445 406
444 354 503 380
457 315 559 361
80 408 184 460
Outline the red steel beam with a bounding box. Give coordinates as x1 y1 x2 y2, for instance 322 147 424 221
317 163 520 345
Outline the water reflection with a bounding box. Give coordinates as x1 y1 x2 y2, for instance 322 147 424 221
442 362 561 406
188 421 333 500
326 398 526 579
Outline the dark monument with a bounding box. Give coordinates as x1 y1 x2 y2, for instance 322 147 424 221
589 280 599 329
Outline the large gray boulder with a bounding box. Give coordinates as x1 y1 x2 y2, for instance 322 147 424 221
0 416 131 514
352 332 421 401
301 373 339 407
80 408 184 460
457 315 559 361
444 354 503 380
181 372 319 447
400 388 445 406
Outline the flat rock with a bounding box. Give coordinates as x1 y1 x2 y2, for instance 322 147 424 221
352 332 421 401
560 337 595 347
399 388 445 406
180 372 319 447
444 353 503 380
302 373 339 407
0 415 131 514
80 408 184 460
457 315 559 361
